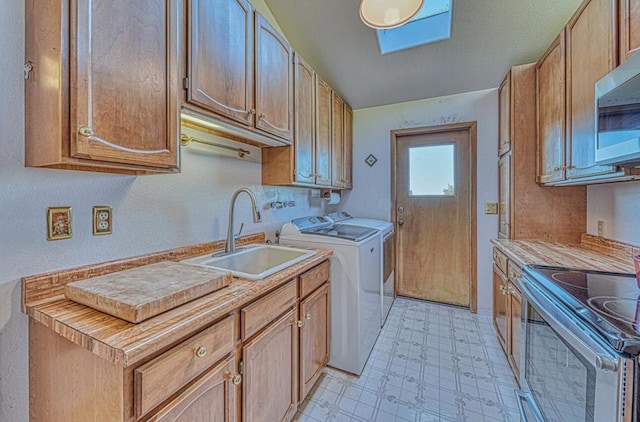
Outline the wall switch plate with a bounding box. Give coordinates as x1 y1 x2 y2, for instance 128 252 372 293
93 206 112 236
484 202 498 214
597 220 605 237
47 206 72 240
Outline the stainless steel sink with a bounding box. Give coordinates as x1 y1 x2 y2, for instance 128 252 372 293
182 244 315 281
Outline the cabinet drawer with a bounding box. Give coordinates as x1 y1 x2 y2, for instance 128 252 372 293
241 279 297 340
134 315 235 418
507 260 522 282
299 261 329 299
493 248 508 275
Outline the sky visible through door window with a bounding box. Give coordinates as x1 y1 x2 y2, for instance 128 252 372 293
377 0 452 55
409 144 455 196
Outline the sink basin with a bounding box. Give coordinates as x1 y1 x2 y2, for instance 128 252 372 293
182 244 316 281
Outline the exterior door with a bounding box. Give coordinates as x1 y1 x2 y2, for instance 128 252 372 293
393 123 476 308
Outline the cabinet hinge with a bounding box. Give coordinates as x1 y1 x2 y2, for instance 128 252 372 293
239 359 244 375
182 77 189 90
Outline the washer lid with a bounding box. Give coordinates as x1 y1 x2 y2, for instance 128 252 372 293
301 224 378 242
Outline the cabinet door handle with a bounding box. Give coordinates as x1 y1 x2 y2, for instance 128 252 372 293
296 320 304 328
78 126 94 137
232 374 242 385
249 109 256 115
305 313 311 320
195 345 207 358
258 113 265 120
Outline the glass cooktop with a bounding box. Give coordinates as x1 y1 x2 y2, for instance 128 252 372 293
524 265 640 354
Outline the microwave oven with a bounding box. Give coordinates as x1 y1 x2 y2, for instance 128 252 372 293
595 52 640 167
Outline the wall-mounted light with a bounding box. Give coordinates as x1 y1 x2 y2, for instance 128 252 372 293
359 0 424 29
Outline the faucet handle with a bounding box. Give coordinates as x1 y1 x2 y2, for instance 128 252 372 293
234 223 244 240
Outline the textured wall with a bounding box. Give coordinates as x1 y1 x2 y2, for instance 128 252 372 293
0 1 323 420
341 89 499 315
587 182 640 245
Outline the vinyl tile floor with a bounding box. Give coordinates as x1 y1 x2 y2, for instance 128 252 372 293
294 297 521 422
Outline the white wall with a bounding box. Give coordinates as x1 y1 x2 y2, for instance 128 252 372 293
587 181 640 244
0 2 325 421
340 89 499 315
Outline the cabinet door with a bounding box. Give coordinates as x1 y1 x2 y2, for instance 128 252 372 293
299 284 330 401
536 32 567 184
509 284 522 379
243 307 298 422
498 153 511 239
255 14 294 142
498 73 511 156
331 93 344 188
294 54 316 184
187 0 254 126
620 0 640 62
342 104 353 189
315 76 333 186
493 266 509 355
150 355 237 422
565 0 618 179
70 0 179 169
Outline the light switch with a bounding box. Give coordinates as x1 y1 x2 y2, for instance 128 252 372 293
484 202 498 214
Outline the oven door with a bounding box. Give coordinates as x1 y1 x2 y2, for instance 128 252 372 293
516 276 635 422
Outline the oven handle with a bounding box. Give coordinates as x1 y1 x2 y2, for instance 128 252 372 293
515 390 544 422
517 276 619 373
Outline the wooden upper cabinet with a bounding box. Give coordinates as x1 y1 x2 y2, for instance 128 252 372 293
498 153 511 239
565 0 618 180
294 54 316 184
255 14 294 142
498 73 511 156
25 0 181 174
331 92 344 188
620 0 640 62
536 32 567 184
187 0 254 126
315 76 333 186
342 104 354 189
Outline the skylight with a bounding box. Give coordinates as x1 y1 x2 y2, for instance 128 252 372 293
377 0 452 55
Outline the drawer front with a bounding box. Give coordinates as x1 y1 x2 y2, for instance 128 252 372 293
242 279 297 340
134 315 235 418
299 260 330 299
507 260 522 282
493 247 508 275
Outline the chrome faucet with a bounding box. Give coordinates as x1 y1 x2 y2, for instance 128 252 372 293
224 187 262 254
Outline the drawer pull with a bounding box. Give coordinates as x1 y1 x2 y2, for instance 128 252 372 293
296 320 304 328
195 345 207 358
232 374 242 385
305 313 311 320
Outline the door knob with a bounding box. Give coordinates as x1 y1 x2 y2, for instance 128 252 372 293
397 219 404 226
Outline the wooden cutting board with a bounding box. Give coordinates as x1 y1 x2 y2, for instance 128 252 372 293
64 261 232 323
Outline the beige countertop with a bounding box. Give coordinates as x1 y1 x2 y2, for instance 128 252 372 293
491 234 638 273
22 233 332 367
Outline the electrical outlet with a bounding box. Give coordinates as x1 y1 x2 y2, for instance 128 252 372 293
93 206 112 236
597 220 605 237
484 202 498 214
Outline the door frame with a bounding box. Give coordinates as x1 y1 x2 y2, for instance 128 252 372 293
390 121 478 313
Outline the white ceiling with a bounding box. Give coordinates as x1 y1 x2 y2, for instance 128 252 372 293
263 0 583 109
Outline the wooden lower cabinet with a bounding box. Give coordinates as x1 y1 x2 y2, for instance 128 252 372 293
242 307 299 422
493 249 524 384
149 355 237 422
493 265 509 353
299 283 330 401
508 283 522 378
29 259 331 422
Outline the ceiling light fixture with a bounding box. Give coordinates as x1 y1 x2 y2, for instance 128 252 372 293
359 0 424 30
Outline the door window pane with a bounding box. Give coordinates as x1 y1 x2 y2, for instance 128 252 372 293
409 144 455 196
